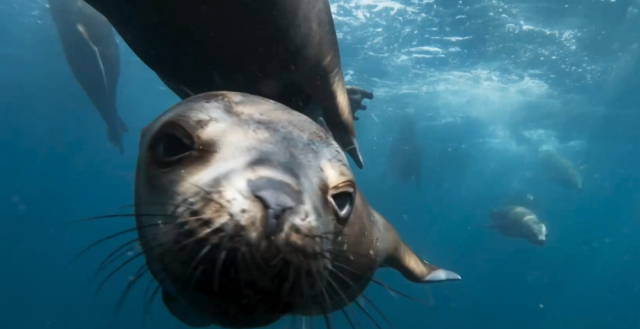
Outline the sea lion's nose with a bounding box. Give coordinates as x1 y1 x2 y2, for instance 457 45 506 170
248 177 302 238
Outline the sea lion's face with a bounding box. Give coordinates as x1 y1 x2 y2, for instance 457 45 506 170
528 222 547 246
134 93 357 325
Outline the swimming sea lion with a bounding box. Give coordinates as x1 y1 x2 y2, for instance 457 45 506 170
486 206 547 246
133 92 460 328
538 148 583 191
81 0 365 168
48 0 127 153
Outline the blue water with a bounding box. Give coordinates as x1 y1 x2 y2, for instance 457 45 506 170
2 0 640 329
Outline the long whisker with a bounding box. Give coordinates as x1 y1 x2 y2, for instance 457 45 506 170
115 264 149 314
341 309 356 329
361 294 396 329
73 221 170 262
73 227 139 262
65 213 174 226
95 250 146 296
142 284 162 327
214 249 227 292
94 238 139 275
330 259 423 304
370 278 424 304
353 298 383 329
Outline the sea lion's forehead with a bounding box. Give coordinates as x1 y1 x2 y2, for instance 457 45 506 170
148 93 330 138
142 93 348 174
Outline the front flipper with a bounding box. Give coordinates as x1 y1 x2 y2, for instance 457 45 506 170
386 241 461 283
346 86 374 114
162 289 212 328
376 211 460 283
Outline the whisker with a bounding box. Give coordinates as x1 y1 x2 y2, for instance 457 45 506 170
370 278 424 304
331 259 423 304
94 238 139 275
323 270 352 307
361 294 396 329
142 284 162 328
341 309 356 329
182 245 211 294
322 312 333 329
65 213 174 227
115 264 149 314
353 298 383 329
73 227 139 262
95 250 146 296
214 250 227 292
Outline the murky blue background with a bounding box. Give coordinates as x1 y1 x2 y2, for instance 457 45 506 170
2 0 640 328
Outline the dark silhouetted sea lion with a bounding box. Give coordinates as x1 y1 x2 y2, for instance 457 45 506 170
486 206 547 246
538 148 584 191
126 92 460 328
48 0 126 153
382 114 422 186
81 0 367 168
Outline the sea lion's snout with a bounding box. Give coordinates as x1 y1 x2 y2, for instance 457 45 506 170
248 177 303 238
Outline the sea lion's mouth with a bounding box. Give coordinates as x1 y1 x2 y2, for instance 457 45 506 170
147 207 334 309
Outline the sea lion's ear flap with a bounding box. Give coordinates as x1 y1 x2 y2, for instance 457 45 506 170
161 289 212 328
384 241 461 284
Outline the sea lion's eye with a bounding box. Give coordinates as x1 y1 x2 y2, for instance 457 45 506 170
330 189 354 225
151 124 195 167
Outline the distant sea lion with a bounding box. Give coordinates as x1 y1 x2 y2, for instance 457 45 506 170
486 206 547 246
538 148 583 191
48 0 126 153
382 114 422 186
82 0 367 168
132 92 460 328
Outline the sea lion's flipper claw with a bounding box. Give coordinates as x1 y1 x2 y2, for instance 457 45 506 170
346 86 374 112
421 261 461 282
161 289 212 328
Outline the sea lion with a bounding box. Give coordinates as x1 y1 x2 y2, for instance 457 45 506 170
486 206 547 246
134 92 460 328
382 114 422 186
81 0 366 168
538 148 583 191
48 0 126 153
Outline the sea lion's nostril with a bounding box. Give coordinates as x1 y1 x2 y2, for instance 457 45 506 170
248 177 302 237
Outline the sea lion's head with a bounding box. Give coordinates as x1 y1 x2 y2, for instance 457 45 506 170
134 92 359 327
527 221 547 246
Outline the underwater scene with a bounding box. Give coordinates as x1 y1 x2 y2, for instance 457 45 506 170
1 0 639 329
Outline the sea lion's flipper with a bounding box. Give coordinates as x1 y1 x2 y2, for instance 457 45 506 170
384 240 461 284
161 289 212 328
346 86 374 112
376 211 460 284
